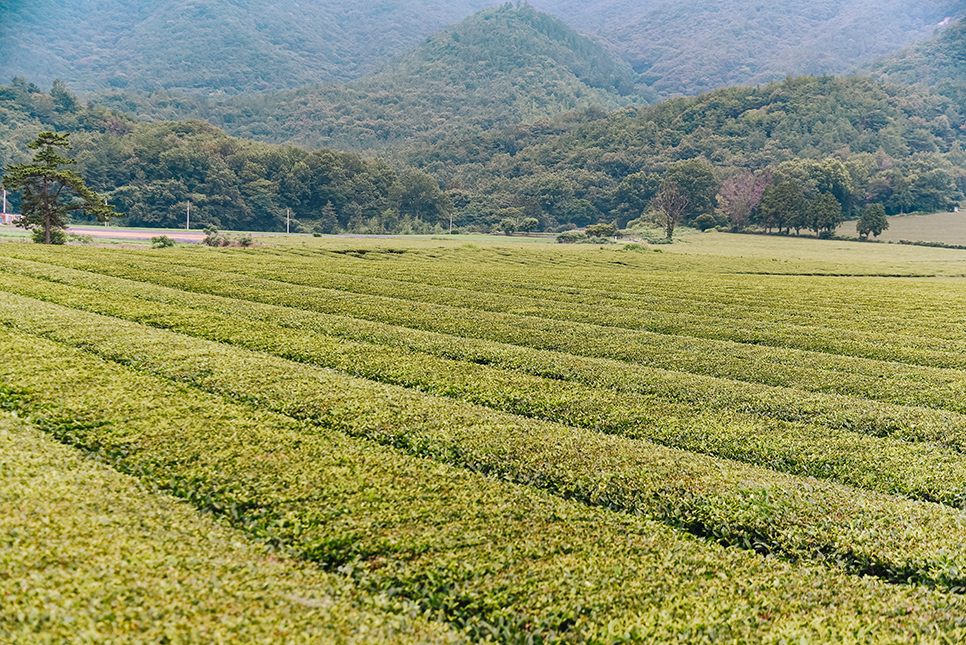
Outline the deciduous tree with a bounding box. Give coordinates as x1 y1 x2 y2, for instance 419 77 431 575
808 192 844 236
756 182 806 234
651 181 689 241
717 170 770 230
856 203 889 239
663 159 719 222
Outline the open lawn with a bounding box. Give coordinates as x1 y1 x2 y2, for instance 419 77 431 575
3 234 966 643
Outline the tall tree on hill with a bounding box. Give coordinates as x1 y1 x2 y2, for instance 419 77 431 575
3 131 120 244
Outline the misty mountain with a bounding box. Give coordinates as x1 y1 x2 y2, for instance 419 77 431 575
863 17 966 86
529 0 964 95
3 0 963 99
0 0 496 94
92 4 645 152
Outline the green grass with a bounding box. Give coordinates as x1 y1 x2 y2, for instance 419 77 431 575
836 211 966 246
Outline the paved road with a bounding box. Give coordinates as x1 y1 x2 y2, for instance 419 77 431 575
69 227 211 243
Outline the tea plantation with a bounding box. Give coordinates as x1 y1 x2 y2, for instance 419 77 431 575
4 235 966 643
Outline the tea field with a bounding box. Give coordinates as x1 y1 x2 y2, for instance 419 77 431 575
5 234 966 643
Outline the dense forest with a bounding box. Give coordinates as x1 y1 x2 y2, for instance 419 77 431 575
3 71 962 236
0 77 133 171
0 80 453 232
399 74 966 230
91 5 645 152
864 17 966 87
73 119 462 233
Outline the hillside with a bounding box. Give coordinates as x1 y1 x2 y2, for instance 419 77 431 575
402 74 966 228
4 72 964 235
530 0 963 95
863 17 966 86
0 0 495 94
2 0 961 100
92 4 645 152
0 77 132 172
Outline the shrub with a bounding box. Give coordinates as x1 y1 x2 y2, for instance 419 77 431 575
694 213 717 231
31 228 67 245
203 227 223 247
585 223 617 238
151 235 176 248
556 230 585 243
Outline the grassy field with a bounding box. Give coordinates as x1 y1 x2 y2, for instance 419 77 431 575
834 210 966 245
3 234 966 643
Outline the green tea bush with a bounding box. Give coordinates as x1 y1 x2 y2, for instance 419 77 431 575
31 227 66 244
5 290 966 591
0 414 459 645
3 330 966 643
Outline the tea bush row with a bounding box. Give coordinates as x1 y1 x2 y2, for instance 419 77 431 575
5 279 966 511
0 414 460 644
174 248 966 362
5 252 966 415
8 245 966 371
6 292 966 591
6 330 964 643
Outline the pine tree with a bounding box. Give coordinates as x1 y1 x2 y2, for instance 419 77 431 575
3 132 120 244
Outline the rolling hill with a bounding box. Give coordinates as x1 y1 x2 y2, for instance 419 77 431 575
529 0 964 95
0 0 496 94
91 4 646 152
1 0 962 99
863 16 966 86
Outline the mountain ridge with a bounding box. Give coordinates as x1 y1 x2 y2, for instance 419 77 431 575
862 17 966 87
90 4 646 152
2 0 963 98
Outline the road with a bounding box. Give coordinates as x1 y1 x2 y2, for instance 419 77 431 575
69 227 215 243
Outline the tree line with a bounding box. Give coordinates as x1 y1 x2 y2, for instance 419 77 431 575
1 75 963 240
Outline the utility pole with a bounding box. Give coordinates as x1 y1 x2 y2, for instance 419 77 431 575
449 210 453 234
287 208 290 234
104 198 109 226
186 201 191 230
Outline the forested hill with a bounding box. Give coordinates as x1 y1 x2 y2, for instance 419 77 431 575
2 0 960 99
401 75 966 227
0 0 496 94
0 78 134 170
529 0 962 96
863 17 966 87
2 74 964 236
92 4 646 152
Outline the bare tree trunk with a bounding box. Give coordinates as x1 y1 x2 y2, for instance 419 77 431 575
44 177 51 244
